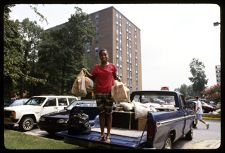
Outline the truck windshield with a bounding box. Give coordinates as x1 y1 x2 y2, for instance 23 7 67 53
24 97 46 106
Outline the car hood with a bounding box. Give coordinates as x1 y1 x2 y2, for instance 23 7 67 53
4 105 41 111
42 110 70 119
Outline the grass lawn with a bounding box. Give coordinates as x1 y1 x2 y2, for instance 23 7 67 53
4 129 80 150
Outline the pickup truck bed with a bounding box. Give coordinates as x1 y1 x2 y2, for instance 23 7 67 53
58 127 148 149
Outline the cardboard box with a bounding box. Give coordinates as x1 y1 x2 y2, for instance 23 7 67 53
137 118 147 131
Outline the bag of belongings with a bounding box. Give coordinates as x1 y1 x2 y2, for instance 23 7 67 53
111 80 130 103
133 101 157 119
67 107 91 135
71 69 94 97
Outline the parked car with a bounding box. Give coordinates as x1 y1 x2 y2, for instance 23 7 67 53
4 100 13 107
186 99 216 113
7 98 29 107
4 95 78 131
38 99 98 135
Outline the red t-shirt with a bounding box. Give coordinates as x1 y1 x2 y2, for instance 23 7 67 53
91 63 116 93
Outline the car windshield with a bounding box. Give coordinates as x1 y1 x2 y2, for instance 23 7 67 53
24 97 46 106
9 99 29 106
66 100 96 110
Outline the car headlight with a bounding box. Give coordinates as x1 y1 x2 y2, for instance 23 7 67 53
39 117 46 121
56 119 68 124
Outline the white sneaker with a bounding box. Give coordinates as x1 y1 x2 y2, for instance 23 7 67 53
206 124 209 129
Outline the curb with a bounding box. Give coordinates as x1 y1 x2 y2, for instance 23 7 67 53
202 114 221 120
203 117 221 120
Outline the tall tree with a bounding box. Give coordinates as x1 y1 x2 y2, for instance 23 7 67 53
174 84 194 98
4 5 46 99
4 4 24 98
38 7 95 94
19 18 46 96
188 58 208 96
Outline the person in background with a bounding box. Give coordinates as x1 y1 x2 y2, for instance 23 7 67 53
195 96 209 129
83 48 120 143
11 93 18 101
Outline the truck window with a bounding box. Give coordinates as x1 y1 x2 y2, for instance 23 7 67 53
140 95 175 106
133 95 141 102
179 95 185 109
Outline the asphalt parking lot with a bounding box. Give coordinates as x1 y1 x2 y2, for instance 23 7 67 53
24 120 221 149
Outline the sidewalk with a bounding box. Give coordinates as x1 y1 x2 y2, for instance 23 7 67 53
183 139 221 149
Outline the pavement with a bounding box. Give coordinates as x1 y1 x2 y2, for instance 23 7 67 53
24 128 221 149
182 117 221 149
24 115 221 149
181 139 221 149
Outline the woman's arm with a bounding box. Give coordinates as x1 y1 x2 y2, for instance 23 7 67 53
82 68 94 80
113 72 121 82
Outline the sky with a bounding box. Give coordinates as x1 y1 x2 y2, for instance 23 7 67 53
9 4 221 91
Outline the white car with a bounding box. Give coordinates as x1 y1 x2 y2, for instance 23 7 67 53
8 98 29 107
4 95 78 131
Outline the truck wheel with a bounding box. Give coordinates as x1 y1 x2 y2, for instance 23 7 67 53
185 129 193 140
163 136 172 149
19 117 34 131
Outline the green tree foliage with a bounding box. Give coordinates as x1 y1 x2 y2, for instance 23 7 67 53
4 5 46 99
174 84 194 98
188 58 208 96
38 7 95 94
4 5 23 82
19 18 46 96
29 4 48 24
4 5 24 98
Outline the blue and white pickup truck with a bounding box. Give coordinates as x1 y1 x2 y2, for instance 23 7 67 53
58 91 195 149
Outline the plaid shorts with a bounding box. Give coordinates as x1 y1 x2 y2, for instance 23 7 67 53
95 93 114 114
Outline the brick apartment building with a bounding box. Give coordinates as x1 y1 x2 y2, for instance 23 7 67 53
87 6 142 92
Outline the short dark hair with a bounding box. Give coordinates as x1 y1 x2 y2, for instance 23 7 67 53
98 48 108 55
195 96 199 99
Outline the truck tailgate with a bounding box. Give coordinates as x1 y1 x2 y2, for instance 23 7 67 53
58 127 148 149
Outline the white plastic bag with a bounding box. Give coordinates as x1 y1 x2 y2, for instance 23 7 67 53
119 102 134 111
133 101 149 119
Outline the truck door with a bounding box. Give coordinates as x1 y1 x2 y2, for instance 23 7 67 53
179 95 189 136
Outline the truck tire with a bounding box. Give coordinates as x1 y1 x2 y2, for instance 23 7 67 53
163 136 172 149
185 129 193 140
19 116 34 131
